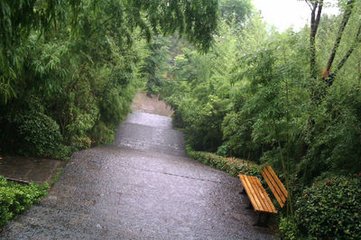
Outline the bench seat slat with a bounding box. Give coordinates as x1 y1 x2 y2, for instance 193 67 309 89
240 175 262 210
241 175 277 213
249 176 274 213
239 175 277 214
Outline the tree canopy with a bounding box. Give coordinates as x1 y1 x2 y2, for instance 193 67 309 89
0 0 219 102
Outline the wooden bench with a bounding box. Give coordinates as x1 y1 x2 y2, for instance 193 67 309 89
239 165 288 226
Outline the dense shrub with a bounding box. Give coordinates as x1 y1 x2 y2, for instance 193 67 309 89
90 121 115 145
16 111 68 158
0 177 48 227
293 176 361 239
279 217 299 240
186 146 260 177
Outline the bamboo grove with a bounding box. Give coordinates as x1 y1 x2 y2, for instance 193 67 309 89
155 1 361 238
0 0 218 157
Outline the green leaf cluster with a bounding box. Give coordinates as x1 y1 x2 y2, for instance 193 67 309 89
0 176 48 227
291 176 361 239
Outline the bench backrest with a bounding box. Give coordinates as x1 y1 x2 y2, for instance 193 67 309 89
261 166 288 208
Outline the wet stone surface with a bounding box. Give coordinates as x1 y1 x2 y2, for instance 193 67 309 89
0 156 63 184
1 109 274 239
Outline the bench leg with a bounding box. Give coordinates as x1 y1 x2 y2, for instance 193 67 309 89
254 213 271 227
246 201 253 210
240 186 246 195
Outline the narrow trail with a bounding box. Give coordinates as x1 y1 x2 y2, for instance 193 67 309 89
0 93 274 240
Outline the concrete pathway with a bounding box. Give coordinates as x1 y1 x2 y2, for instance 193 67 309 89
0 94 274 239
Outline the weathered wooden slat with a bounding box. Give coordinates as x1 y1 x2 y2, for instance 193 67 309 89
239 175 277 214
266 166 287 203
249 176 275 213
262 166 288 208
247 177 265 211
240 175 262 211
241 175 263 211
262 168 286 207
253 177 276 213
266 166 288 198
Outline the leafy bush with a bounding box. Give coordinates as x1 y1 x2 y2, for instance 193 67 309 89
90 121 115 145
294 176 361 239
175 95 229 152
216 143 229 156
0 177 48 227
222 111 262 161
16 111 67 158
186 146 260 177
279 217 299 240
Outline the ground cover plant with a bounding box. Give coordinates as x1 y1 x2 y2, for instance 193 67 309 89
0 177 48 227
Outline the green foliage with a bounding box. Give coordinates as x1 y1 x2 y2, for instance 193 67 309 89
16 111 67 158
186 146 260 177
161 21 240 152
141 37 170 95
294 176 361 239
0 0 80 103
125 0 218 51
0 176 48 227
222 111 262 160
159 5 361 237
279 217 299 240
180 95 230 151
0 0 219 159
219 0 253 27
300 86 361 184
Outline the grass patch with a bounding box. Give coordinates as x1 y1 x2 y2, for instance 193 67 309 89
48 163 66 187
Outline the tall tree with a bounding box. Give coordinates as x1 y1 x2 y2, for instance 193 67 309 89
306 0 324 80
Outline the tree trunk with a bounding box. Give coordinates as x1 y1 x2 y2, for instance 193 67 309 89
324 0 355 77
309 0 323 80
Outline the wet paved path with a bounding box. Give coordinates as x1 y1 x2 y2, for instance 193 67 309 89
1 97 274 239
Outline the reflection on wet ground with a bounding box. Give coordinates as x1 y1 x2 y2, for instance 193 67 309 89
1 95 274 239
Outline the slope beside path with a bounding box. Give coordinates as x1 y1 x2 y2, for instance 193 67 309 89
0 93 274 239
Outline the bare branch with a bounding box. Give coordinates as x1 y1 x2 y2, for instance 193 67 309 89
305 0 313 11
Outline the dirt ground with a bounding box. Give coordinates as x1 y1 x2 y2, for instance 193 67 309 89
131 92 173 117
